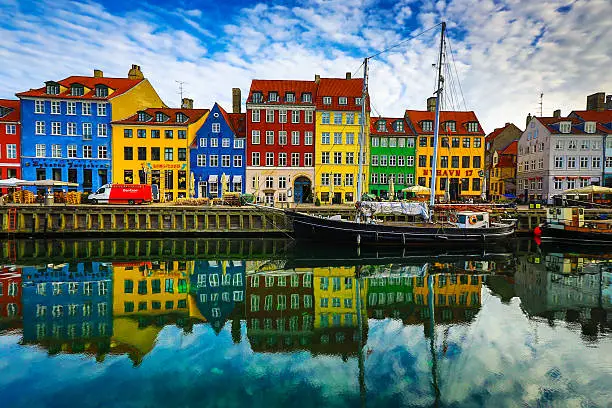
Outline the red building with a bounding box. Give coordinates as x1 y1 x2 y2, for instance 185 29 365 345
245 80 318 205
0 267 22 330
0 99 21 183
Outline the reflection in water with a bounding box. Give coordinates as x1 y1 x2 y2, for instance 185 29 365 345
0 238 611 407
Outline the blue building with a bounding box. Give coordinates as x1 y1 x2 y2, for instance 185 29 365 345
189 259 245 334
16 66 164 192
21 262 113 356
190 103 246 198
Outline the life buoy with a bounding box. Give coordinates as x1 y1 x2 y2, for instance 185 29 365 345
449 213 458 223
469 215 478 225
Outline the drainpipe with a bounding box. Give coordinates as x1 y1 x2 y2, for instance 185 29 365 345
602 134 607 186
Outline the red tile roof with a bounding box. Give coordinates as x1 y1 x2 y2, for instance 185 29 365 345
369 117 415 136
536 116 609 135
569 110 612 123
247 80 317 106
485 126 506 142
113 108 209 126
404 110 485 135
17 76 144 100
500 140 517 155
316 78 365 111
495 155 515 168
227 113 246 138
0 99 20 123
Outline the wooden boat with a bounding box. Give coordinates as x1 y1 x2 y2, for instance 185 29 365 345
536 207 612 245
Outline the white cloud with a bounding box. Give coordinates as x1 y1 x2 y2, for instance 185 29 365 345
0 0 611 132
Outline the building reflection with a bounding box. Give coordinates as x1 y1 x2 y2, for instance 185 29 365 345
516 253 611 340
0 265 22 331
21 262 113 360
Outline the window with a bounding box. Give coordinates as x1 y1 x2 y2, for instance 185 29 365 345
233 155 242 167
467 122 479 132
371 155 378 166
323 96 332 105
371 173 378 184
606 157 612 168
97 124 107 137
474 138 482 148
418 155 427 167
234 139 244 149
334 132 342 144
333 173 342 186
389 155 396 166
321 152 330 164
67 145 77 158
473 156 481 168
321 132 330 144
380 155 388 166
291 110 300 123
554 179 564 190
345 173 354 186
252 109 260 122
66 101 76 115
278 152 287 166
266 152 274 166
440 156 448 168
252 130 260 144
252 152 260 166
462 156 470 168
407 156 414 166
304 153 313 166
279 110 287 123
321 112 330 124
266 110 274 123
305 131 313 145
209 154 218 166
422 121 433 131
222 138 230 147
6 144 16 159
67 122 76 136
389 138 397 147
80 102 91 116
83 145 92 158
97 145 107 159
334 112 342 125
398 156 405 166
580 156 589 168
559 121 572 133
581 140 590 150
165 130 174 139
321 173 330 186
346 133 355 144
138 147 146 161
538 158 544 169
346 112 355 124
334 152 342 164
265 130 274 145
279 131 287 145
346 152 354 164
291 153 299 167
221 155 230 167
178 148 187 162
97 103 107 116
151 129 160 139
472 178 481 192
462 138 471 148
36 144 46 157
49 100 60 114
305 111 314 123
445 121 456 132
555 140 564 149
265 176 274 189
568 140 577 150
51 144 61 158
35 121 45 135
211 123 221 133
197 154 206 166
51 122 61 135
355 97 363 105
451 156 459 168
35 100 45 114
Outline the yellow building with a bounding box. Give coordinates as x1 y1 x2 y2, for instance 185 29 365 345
312 266 367 329
315 77 369 204
406 109 485 199
489 141 518 201
412 273 483 312
111 103 209 201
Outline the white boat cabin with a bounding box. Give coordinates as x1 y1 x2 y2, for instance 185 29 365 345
546 207 584 228
454 211 490 228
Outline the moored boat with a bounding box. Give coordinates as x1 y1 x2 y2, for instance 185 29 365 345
536 207 612 244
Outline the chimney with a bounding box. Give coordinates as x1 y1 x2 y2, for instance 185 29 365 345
314 74 320 83
606 95 612 110
553 109 561 118
586 92 605 111
93 69 103 78
128 64 144 80
526 113 532 128
345 72 351 80
181 98 193 109
505 122 511 126
426 97 436 112
232 88 241 114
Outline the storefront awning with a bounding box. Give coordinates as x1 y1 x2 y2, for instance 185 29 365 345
232 175 242 183
208 175 218 183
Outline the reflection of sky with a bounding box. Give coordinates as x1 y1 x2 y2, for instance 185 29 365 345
0 289 611 407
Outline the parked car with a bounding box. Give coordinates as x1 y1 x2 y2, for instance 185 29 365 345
88 184 155 205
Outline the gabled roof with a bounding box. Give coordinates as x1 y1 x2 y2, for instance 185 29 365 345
227 113 246 137
316 77 366 111
0 99 20 123
17 76 144 100
535 116 608 135
569 110 612 124
404 110 485 135
247 80 317 106
495 155 516 168
369 117 415 136
113 108 209 125
485 123 521 142
500 140 517 156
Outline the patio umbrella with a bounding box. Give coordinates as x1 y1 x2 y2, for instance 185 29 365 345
562 185 612 195
21 180 79 188
402 185 431 195
0 178 26 187
388 177 395 199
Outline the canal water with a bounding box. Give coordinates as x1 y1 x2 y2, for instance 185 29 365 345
0 238 610 407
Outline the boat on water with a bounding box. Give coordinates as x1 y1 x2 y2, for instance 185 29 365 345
286 22 516 245
536 207 612 245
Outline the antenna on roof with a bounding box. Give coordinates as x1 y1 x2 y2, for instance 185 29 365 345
176 80 187 106
539 92 543 117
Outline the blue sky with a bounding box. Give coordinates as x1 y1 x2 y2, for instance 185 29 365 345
1 0 611 130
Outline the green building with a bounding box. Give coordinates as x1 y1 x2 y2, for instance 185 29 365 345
368 117 416 199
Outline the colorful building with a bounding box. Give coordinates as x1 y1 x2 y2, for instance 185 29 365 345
368 116 416 198
0 99 21 184
190 102 245 198
315 75 369 204
21 262 113 357
111 101 208 201
484 122 522 197
569 109 612 186
0 266 21 330
489 140 518 200
246 80 317 205
17 65 164 192
406 108 485 200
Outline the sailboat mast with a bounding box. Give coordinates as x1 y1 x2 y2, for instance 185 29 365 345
429 22 446 217
357 57 369 203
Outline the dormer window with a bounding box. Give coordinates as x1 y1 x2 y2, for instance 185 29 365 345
559 121 572 134
339 97 348 105
301 93 312 103
445 121 456 132
323 96 332 105
155 112 168 122
376 120 386 132
355 97 363 105
0 106 10 118
252 92 263 103
176 112 188 123
70 84 84 96
268 92 278 102
422 120 433 132
467 122 479 132
95 85 108 98
285 92 295 103
46 82 60 95
585 121 596 134
394 121 404 132
137 111 151 122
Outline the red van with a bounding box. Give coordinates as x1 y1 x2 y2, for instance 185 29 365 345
88 184 155 204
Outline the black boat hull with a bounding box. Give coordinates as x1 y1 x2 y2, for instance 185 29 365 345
540 224 612 245
287 211 515 245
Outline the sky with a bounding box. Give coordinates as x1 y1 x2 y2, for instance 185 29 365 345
1 0 611 132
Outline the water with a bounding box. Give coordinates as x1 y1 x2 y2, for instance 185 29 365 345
0 238 610 407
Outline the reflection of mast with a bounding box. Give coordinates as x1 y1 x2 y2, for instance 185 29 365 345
356 266 367 408
428 273 441 406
